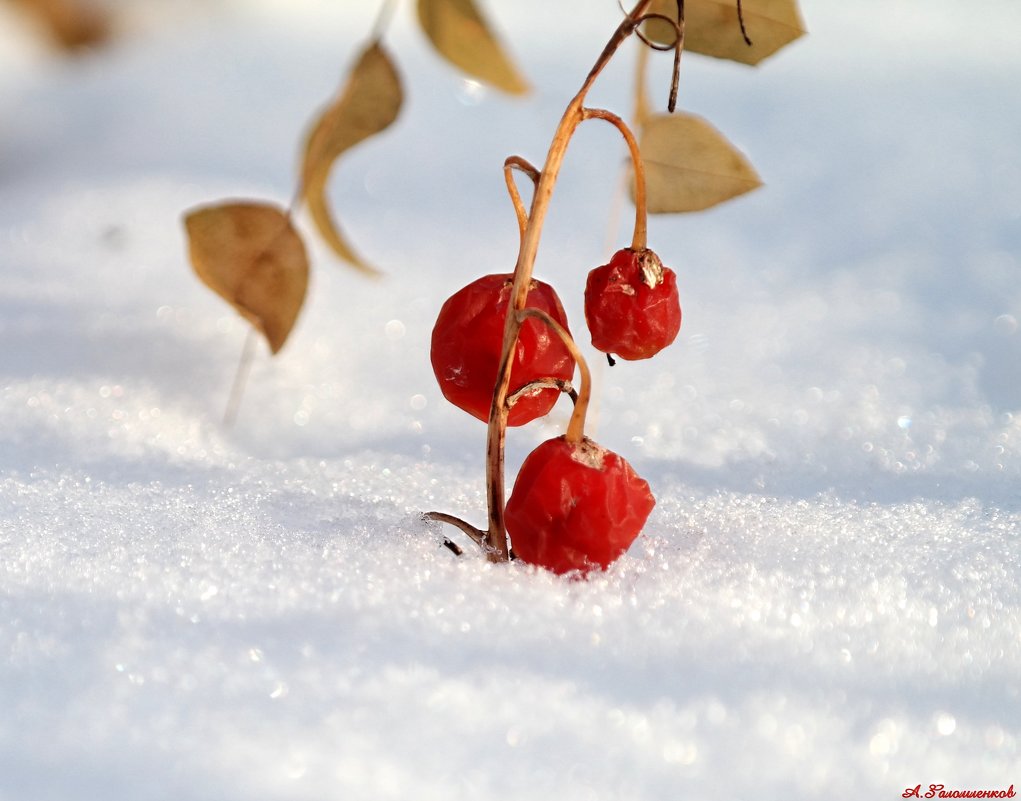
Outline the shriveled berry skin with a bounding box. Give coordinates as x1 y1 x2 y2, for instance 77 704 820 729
506 436 655 574
431 274 575 427
584 248 681 361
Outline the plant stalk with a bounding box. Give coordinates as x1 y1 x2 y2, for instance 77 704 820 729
483 0 654 561
224 328 258 428
582 107 648 251
516 309 591 446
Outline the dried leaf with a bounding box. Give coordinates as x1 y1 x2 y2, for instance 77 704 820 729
416 0 528 95
184 202 309 354
637 113 762 213
633 45 655 129
11 0 109 50
301 42 403 277
645 0 805 66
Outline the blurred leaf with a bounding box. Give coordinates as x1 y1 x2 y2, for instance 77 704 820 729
633 46 655 128
416 0 528 95
637 113 762 212
301 41 403 277
645 0 805 66
184 202 309 354
10 0 109 50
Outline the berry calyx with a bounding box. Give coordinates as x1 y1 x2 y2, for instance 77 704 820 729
431 274 575 426
584 247 681 361
505 435 655 574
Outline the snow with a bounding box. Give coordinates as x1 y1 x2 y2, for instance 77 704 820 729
1 1 1020 799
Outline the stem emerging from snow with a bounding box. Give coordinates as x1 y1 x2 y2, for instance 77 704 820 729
224 328 257 428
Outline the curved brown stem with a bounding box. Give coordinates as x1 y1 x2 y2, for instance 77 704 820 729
503 156 541 244
515 309 591 445
506 377 577 409
581 108 647 251
633 13 683 51
423 511 487 550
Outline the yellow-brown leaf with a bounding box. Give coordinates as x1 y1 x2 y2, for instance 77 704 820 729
638 113 762 213
301 42 403 276
416 0 528 95
184 202 309 354
645 0 805 66
10 0 109 50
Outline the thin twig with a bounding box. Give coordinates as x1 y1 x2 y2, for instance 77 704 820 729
423 511 488 549
736 0 753 46
670 0 685 111
371 0 400 43
224 328 258 428
581 108 647 251
629 8 684 111
503 156 541 244
515 309 591 445
507 377 577 410
633 13 683 52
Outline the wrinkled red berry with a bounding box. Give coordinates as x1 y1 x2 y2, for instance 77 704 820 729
431 274 575 426
505 435 655 574
584 248 681 361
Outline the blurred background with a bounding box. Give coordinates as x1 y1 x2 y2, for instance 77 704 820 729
1 0 1019 492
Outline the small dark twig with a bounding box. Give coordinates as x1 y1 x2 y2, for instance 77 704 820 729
629 10 685 113
669 0 685 112
633 15 682 52
668 39 682 112
423 511 487 551
607 353 617 367
737 0 753 46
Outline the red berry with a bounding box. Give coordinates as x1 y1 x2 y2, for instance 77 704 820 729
431 274 575 426
584 248 681 361
505 436 655 574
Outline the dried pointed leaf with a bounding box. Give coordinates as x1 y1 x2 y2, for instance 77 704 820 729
638 113 762 213
11 0 109 50
416 0 528 95
304 172 380 277
184 202 309 354
633 45 654 129
645 0 805 66
301 42 403 276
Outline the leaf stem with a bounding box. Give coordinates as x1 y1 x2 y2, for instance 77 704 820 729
507 377 577 409
515 309 591 445
224 327 258 427
503 156 541 245
581 108 647 251
423 511 487 549
371 0 400 43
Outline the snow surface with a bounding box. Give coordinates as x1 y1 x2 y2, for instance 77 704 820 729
1 1 1020 799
